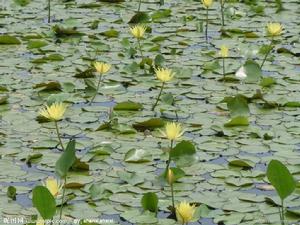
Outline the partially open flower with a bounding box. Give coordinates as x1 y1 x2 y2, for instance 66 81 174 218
39 102 67 121
202 0 213 8
167 168 175 185
219 45 229 58
42 177 62 198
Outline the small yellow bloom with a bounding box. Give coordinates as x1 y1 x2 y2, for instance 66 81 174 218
155 68 174 83
39 102 67 121
130 25 147 39
176 201 196 224
167 168 175 185
267 23 283 36
94 62 111 74
161 122 184 141
219 45 229 58
36 216 45 225
202 0 213 8
42 177 62 197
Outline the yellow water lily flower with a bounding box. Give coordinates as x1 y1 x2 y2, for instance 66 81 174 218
130 25 147 39
219 45 229 58
42 177 62 197
161 122 184 141
176 201 196 224
167 168 175 185
202 0 213 8
155 68 174 83
36 217 45 225
39 102 67 121
267 23 283 36
94 62 111 74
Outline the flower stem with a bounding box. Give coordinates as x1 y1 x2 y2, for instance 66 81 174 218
138 0 142 12
260 39 274 69
48 0 51 23
281 199 285 225
166 140 173 170
59 177 67 223
222 57 225 79
170 183 175 211
89 74 103 105
151 82 165 111
220 0 225 26
137 39 147 74
55 121 64 151
205 9 209 43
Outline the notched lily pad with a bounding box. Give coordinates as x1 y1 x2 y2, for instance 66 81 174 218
0 35 21 44
114 101 143 111
133 118 165 131
124 148 151 163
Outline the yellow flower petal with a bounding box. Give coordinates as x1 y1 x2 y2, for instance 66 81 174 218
39 102 67 121
155 68 174 83
42 177 62 197
176 201 196 224
267 22 283 36
202 0 213 8
94 62 111 74
161 122 184 141
130 25 147 39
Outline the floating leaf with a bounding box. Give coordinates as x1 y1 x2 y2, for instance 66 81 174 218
33 81 62 92
224 116 249 127
170 141 196 167
0 35 21 44
128 12 150 24
229 159 254 169
260 77 276 87
7 186 16 200
222 95 249 117
101 29 119 38
52 25 83 37
27 40 48 49
141 192 158 213
244 60 262 83
133 118 165 131
0 95 8 105
14 0 31 6
114 101 143 111
117 171 144 185
124 148 150 163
